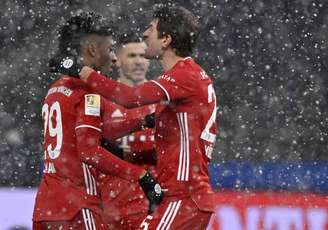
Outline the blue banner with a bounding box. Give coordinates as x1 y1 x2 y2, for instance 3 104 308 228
209 161 328 194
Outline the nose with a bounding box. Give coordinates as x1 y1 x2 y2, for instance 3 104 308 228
135 55 144 64
143 30 149 41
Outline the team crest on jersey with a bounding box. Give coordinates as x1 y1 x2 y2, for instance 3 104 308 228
85 94 100 116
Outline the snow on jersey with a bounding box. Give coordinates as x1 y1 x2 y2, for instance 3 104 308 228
33 76 145 221
98 104 157 227
84 57 218 211
33 77 102 221
150 57 217 202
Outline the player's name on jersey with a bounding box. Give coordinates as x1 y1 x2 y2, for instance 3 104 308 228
157 74 176 83
47 86 73 97
43 162 56 174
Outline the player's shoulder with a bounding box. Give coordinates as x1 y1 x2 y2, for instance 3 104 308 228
47 76 88 98
170 57 208 80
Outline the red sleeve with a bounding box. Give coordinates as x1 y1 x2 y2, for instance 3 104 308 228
75 94 144 181
151 69 196 102
101 99 146 141
87 71 166 108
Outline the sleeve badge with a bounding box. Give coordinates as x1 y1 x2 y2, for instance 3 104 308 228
85 94 101 116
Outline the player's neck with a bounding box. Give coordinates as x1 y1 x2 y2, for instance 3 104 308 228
160 50 185 71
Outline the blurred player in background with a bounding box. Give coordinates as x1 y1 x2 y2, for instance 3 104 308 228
33 11 162 229
99 33 158 229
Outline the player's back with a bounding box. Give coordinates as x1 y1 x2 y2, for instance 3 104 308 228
33 76 101 221
152 58 217 204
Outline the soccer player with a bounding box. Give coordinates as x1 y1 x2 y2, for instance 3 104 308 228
32 11 163 229
99 33 157 229
54 4 217 229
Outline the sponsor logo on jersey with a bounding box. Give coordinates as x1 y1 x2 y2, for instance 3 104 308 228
85 94 100 116
111 109 124 118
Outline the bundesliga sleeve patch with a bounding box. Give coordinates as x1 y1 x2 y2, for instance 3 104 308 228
85 94 100 116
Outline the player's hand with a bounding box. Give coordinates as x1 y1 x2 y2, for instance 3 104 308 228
144 112 155 128
49 52 83 78
138 171 163 214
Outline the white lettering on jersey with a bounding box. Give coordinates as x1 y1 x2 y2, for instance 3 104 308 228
46 86 73 97
43 162 56 173
85 94 100 116
157 74 176 83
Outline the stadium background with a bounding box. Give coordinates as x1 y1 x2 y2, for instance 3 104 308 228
0 0 327 229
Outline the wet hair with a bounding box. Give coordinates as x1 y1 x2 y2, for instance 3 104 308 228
152 4 200 57
117 32 143 48
57 11 114 55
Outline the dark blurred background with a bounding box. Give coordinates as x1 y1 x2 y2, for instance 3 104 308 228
0 0 327 187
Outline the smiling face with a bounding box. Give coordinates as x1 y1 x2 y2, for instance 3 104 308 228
143 18 165 60
116 42 150 85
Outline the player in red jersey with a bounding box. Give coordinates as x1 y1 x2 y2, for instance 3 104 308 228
33 12 163 230
52 5 217 229
99 33 158 229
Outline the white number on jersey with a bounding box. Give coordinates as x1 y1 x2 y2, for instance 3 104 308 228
140 215 153 230
42 101 63 159
201 84 217 159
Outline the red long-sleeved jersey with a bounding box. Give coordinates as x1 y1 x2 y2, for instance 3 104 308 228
99 103 157 228
85 57 218 212
33 76 145 221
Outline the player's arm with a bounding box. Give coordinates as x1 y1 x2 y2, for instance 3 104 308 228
75 94 163 211
101 100 153 141
76 127 144 181
80 67 166 108
75 95 145 181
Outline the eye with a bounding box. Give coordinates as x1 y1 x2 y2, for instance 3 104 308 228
128 53 137 58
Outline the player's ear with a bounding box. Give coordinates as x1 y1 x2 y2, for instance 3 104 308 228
86 41 97 58
162 34 172 49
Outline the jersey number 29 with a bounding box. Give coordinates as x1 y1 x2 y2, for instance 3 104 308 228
42 101 63 159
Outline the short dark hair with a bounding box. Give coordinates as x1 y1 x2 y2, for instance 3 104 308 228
153 4 200 57
57 11 114 54
117 32 142 48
